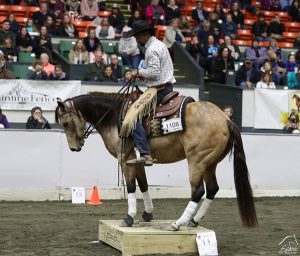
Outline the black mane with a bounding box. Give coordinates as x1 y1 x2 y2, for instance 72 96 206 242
55 92 126 129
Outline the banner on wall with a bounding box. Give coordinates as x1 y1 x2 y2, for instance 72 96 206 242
254 89 300 129
0 79 81 110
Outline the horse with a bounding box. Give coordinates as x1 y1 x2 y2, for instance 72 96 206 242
55 92 257 230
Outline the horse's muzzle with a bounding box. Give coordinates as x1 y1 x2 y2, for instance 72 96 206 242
70 147 81 152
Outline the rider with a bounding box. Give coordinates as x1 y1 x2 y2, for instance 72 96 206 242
125 20 176 166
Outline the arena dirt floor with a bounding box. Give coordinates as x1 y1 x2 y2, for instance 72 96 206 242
0 197 299 256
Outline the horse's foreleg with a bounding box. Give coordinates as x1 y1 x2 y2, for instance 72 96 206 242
190 167 219 227
136 165 153 222
120 166 137 227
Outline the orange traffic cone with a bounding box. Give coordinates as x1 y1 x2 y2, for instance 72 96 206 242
87 186 103 205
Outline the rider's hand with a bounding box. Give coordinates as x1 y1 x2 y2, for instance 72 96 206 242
132 70 144 80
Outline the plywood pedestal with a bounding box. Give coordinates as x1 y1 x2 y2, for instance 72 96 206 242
98 220 213 256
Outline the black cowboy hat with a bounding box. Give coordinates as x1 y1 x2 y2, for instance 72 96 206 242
125 20 154 38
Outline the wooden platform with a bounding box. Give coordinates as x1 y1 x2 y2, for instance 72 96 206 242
98 220 213 256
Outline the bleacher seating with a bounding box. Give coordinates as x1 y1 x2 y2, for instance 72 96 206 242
59 40 76 59
18 52 36 63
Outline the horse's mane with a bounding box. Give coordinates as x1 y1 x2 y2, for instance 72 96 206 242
55 92 126 129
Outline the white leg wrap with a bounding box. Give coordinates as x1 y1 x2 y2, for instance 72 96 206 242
175 201 198 227
142 191 153 213
128 193 137 218
194 198 213 223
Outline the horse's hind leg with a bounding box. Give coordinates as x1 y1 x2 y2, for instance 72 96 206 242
189 165 219 227
136 166 154 222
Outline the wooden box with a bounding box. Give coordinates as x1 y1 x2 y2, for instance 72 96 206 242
98 220 213 256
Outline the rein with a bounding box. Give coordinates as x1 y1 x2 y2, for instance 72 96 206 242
83 79 136 139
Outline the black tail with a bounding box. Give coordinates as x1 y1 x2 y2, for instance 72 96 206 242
227 120 258 228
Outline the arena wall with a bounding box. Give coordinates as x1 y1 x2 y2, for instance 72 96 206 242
0 130 299 201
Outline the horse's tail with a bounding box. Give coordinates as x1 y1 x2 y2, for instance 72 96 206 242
227 120 258 228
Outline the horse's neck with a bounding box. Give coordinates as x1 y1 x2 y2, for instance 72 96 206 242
96 126 120 158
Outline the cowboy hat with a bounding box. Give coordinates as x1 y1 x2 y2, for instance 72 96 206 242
125 20 154 38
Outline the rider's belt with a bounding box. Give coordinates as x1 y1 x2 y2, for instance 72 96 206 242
153 82 173 91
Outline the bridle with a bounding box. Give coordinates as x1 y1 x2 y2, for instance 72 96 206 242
83 78 137 139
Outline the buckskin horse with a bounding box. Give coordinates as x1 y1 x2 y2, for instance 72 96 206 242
55 91 257 230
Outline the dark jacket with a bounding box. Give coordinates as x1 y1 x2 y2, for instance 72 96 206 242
49 71 67 80
268 21 285 36
84 62 105 81
33 36 52 58
213 56 235 84
57 24 78 37
110 64 123 79
15 34 34 49
229 10 245 27
83 37 102 52
192 8 208 24
98 73 118 82
165 6 181 23
108 13 125 31
26 116 51 129
252 21 268 37
235 65 261 86
31 11 56 29
27 70 49 80
288 5 300 22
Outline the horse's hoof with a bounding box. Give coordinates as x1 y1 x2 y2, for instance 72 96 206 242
142 211 153 222
119 215 134 227
166 222 179 231
187 219 199 227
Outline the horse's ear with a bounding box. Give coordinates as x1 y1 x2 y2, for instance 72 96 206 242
57 98 65 110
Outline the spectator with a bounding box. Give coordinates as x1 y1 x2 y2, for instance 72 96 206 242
0 106 10 129
270 0 282 11
0 37 17 62
40 53 54 76
185 34 206 67
15 27 34 53
26 106 51 129
33 26 53 59
0 20 15 47
80 0 99 21
69 39 90 64
163 18 185 50
198 21 216 47
262 0 273 10
252 13 269 41
145 0 166 26
120 69 132 85
25 18 39 34
65 0 81 21
268 15 285 40
98 64 118 82
289 0 300 22
245 38 268 68
235 58 261 88
110 54 123 79
221 35 241 61
222 14 237 40
178 15 192 37
283 111 300 134
95 17 115 39
296 49 300 64
269 38 285 62
260 60 278 84
48 0 65 20
49 65 67 80
119 27 141 69
89 44 109 64
58 13 78 38
267 49 286 85
24 0 39 6
229 1 245 29
214 4 226 23
0 50 14 79
286 54 298 73
192 0 208 28
256 72 276 88
294 32 300 48
165 0 181 24
84 50 105 81
108 4 125 33
202 34 219 76
31 2 56 29
44 15 58 36
209 12 222 38
7 13 20 34
128 10 143 28
223 105 234 121
28 59 49 80
213 46 235 84
83 28 102 53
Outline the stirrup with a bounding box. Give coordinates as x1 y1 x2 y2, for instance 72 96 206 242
126 156 154 166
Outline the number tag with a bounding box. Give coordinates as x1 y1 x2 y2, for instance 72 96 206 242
161 118 183 135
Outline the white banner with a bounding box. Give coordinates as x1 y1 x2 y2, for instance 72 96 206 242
0 79 81 110
254 89 300 129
